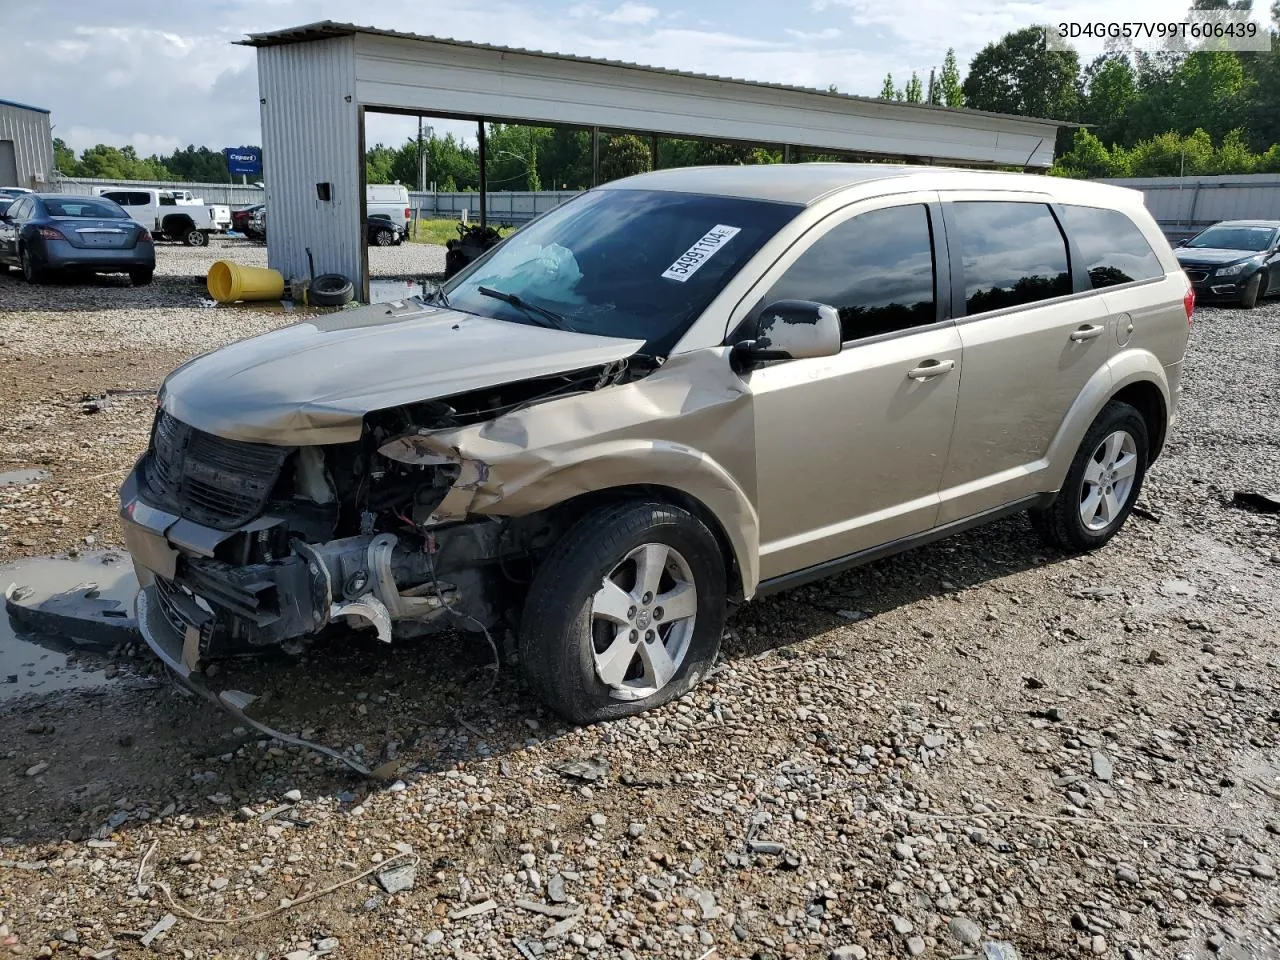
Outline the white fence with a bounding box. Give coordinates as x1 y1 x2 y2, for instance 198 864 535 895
51 176 266 207
409 190 582 224
1098 174 1280 242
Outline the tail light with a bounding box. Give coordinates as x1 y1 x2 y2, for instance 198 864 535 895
138 228 153 242
37 226 65 241
404 207 411 219
1183 286 1195 327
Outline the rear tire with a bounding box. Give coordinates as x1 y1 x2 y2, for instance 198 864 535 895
1029 401 1148 553
130 268 153 286
184 229 209 247
1240 272 1262 309
519 500 727 725
20 247 44 284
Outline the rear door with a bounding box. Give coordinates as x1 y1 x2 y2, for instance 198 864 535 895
937 194 1111 523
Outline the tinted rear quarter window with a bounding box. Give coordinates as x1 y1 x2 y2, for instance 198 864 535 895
950 201 1071 315
762 204 937 341
1061 205 1164 288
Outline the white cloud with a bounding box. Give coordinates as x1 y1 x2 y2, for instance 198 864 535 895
785 27 842 41
601 2 659 24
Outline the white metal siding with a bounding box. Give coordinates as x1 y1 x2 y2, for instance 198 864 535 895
352 35 1059 169
258 36 363 288
1099 174 1280 229
0 103 54 189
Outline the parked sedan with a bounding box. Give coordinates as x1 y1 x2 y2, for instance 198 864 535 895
0 194 155 285
232 203 265 239
1175 219 1280 308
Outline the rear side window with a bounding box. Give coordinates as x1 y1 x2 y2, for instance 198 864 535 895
950 201 1071 315
1061 205 1164 289
762 204 937 341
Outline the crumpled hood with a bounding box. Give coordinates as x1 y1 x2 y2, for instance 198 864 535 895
161 299 643 445
1175 247 1261 266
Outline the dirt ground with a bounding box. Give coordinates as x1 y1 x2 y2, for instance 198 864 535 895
1 245 1278 960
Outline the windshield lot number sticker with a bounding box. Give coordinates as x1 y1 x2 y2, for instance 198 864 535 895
662 225 741 282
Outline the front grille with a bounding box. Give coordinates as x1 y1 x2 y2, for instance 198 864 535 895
141 410 293 529
154 576 214 650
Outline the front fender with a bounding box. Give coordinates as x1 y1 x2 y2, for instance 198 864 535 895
1044 349 1170 486
467 439 760 596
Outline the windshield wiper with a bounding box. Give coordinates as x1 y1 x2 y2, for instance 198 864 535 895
424 280 450 308
477 285 571 331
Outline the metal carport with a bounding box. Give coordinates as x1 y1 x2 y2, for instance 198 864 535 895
240 21 1067 300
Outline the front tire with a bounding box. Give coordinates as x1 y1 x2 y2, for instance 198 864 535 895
519 501 727 725
1029 401 1148 552
1240 272 1262 309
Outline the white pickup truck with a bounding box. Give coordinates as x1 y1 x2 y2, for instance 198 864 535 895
94 188 232 246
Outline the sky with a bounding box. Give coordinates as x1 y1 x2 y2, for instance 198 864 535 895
2 0 1267 157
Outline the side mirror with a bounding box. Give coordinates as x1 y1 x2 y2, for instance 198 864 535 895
1176 238 1189 247
731 300 842 369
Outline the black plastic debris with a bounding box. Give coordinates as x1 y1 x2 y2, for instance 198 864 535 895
5 582 140 648
1232 490 1280 513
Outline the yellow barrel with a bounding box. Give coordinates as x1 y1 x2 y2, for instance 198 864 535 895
207 261 286 303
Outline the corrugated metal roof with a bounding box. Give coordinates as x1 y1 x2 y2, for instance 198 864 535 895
239 21 1064 130
0 98 51 114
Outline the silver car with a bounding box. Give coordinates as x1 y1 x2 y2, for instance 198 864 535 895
120 164 1191 724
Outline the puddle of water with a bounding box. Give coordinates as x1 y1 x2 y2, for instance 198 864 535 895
0 553 138 701
370 278 428 304
0 468 50 487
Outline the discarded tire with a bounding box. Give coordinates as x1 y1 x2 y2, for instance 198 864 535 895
309 273 354 307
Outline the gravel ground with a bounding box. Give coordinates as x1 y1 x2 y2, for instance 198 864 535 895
0 258 1278 960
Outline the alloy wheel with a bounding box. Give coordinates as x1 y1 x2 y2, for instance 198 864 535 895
1079 430 1139 531
589 542 697 701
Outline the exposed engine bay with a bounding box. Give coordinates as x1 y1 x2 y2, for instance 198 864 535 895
123 357 650 669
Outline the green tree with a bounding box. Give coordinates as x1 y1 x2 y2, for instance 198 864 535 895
52 137 77 175
1081 55 1139 147
904 72 924 103
365 143 400 184
600 134 651 182
937 48 964 107
1127 128 1215 175
879 73 897 99
1214 127 1257 171
1129 50 1251 142
963 27 1081 120
1051 128 1128 177
162 145 230 181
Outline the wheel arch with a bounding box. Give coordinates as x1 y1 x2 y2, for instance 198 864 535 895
1046 352 1171 486
537 483 748 603
161 213 195 233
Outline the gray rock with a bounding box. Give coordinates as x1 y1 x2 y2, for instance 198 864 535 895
425 931 444 946
627 821 646 838
948 917 982 945
982 944 1023 960
906 935 926 956
1116 866 1141 885
283 789 302 803
547 873 567 903
748 840 786 856
893 842 913 860
892 916 914 934
1091 935 1107 955
376 862 416 894
588 813 606 828
829 947 868 960
1091 751 1114 782
25 762 48 777
315 938 338 953
1249 862 1276 880
210 877 229 891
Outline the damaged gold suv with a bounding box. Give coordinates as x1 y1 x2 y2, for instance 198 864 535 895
121 165 1191 724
